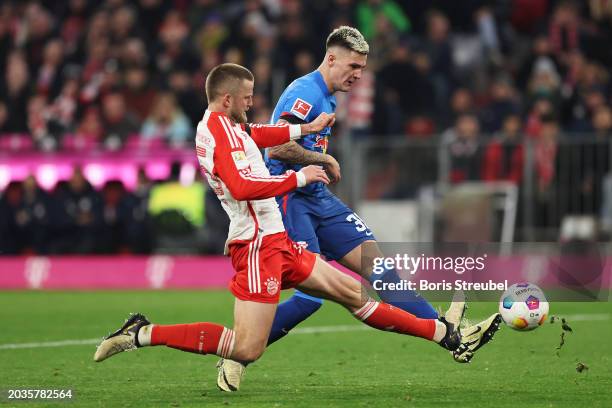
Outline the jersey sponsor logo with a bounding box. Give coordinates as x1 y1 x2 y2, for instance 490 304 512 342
312 135 328 153
290 98 313 120
265 277 280 295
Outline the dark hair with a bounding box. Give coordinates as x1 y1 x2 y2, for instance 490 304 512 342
205 63 254 103
325 26 369 54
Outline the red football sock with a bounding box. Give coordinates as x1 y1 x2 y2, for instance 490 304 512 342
353 301 436 340
151 323 235 358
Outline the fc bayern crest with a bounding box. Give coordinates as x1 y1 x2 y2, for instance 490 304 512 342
265 277 280 295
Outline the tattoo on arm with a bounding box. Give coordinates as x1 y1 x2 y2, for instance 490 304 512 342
269 118 327 165
268 141 328 165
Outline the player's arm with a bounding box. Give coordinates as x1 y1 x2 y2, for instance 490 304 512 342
211 124 329 201
267 115 341 182
244 112 335 148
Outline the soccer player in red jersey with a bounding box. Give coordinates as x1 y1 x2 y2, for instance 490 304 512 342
93 63 462 391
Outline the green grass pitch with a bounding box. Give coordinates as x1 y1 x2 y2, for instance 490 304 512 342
0 291 611 407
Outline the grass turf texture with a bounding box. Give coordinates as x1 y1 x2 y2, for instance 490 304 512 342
0 291 610 407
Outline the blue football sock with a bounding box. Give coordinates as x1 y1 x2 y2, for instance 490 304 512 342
369 267 438 319
267 290 323 345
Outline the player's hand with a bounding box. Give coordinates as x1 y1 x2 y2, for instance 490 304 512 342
299 165 330 185
302 113 336 135
324 154 341 183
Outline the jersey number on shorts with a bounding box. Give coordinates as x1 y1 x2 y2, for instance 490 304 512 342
346 213 373 236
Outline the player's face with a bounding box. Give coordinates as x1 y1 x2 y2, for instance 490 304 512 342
229 79 254 123
330 49 367 92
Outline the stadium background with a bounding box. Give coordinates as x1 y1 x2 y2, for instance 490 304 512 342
4 0 612 257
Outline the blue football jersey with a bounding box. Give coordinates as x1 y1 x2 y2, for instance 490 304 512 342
265 70 336 197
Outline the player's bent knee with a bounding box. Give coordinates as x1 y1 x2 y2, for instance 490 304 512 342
329 274 366 309
231 343 266 363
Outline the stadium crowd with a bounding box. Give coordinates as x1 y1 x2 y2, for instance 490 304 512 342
3 0 612 252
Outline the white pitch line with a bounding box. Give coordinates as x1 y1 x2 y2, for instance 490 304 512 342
0 313 609 351
0 338 100 350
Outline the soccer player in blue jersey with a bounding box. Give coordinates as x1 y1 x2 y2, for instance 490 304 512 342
216 26 501 391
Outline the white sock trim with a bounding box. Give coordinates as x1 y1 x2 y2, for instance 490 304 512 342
137 324 154 347
217 328 235 358
353 300 379 321
432 320 446 343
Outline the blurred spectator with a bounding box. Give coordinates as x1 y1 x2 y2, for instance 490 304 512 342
356 0 410 41
101 92 139 149
47 78 78 134
482 114 524 184
148 162 206 253
140 92 192 146
547 1 582 64
156 9 198 76
109 6 140 47
443 113 483 183
592 105 612 137
13 175 52 253
475 6 502 65
167 69 203 126
121 66 157 121
36 38 66 99
517 36 561 91
27 95 52 150
119 38 149 70
480 78 521 133
76 106 104 142
251 57 273 108
0 181 22 254
136 0 171 46
444 87 475 129
117 167 153 253
1 51 31 133
0 100 8 133
525 98 556 138
534 114 560 226
526 57 563 117
48 167 105 254
274 16 315 81
375 42 434 134
21 3 55 69
421 9 455 112
59 0 90 56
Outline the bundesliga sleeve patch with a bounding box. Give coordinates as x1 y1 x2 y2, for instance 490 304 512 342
231 151 249 169
290 98 313 120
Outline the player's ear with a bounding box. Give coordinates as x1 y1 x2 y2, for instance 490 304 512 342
222 93 232 108
327 52 336 67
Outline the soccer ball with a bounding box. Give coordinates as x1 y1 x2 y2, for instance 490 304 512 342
499 283 549 331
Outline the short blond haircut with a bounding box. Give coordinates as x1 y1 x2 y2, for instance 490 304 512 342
205 63 254 103
326 26 369 54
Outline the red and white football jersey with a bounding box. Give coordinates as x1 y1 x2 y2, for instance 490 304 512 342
195 110 303 251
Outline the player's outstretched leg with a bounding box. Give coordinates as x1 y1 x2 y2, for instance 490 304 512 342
298 257 462 351
93 313 236 363
95 300 276 393
342 241 504 363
